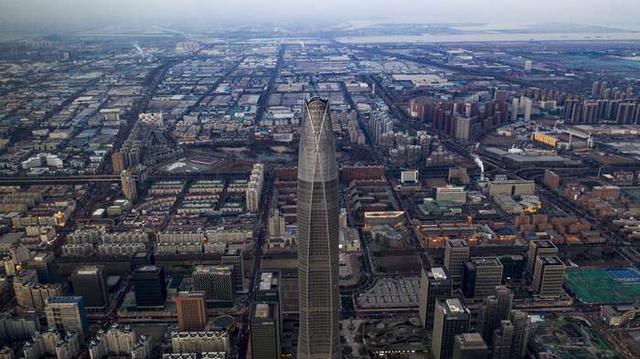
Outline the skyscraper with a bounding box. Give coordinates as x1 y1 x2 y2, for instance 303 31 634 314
444 239 470 288
133 265 167 308
250 302 281 359
532 256 565 299
462 257 503 299
432 298 471 359
44 296 89 342
479 286 513 344
526 240 557 278
453 332 489 359
176 292 207 331
221 248 244 291
120 170 137 201
192 265 235 303
509 310 531 359
491 320 514 359
419 266 451 331
70 265 108 309
296 97 340 359
251 272 282 359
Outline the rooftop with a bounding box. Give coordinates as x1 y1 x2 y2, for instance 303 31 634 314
444 298 468 315
431 267 449 280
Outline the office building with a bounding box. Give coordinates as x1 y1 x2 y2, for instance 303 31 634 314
444 239 470 288
296 97 340 359
432 299 471 359
453 332 489 359
250 302 281 359
133 265 167 308
498 255 524 282
251 271 282 358
221 248 244 291
192 265 235 302
70 265 108 309
532 256 565 298
526 240 557 277
176 293 207 331
462 257 503 299
44 296 89 341
419 267 451 330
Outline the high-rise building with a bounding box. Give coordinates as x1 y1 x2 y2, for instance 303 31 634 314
250 302 281 359
296 97 340 359
170 331 230 354
44 296 89 341
112 151 126 173
70 265 108 309
591 81 601 97
509 310 531 359
192 265 235 303
462 257 503 299
268 209 286 240
521 97 533 122
582 101 599 123
133 265 167 308
88 323 150 359
419 267 451 330
511 98 519 121
479 286 513 344
14 277 63 311
532 256 565 298
432 298 471 359
444 239 470 288
491 320 514 359
29 251 55 283
221 249 244 291
176 292 207 331
251 271 282 359
256 271 281 303
498 255 524 283
23 330 81 359
526 240 557 278
120 170 138 201
246 163 265 212
453 332 489 359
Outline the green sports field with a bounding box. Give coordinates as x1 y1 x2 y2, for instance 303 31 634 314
564 267 640 304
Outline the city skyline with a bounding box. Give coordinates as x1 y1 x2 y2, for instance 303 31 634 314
0 5 639 358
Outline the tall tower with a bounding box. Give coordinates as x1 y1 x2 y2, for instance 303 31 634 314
297 97 340 358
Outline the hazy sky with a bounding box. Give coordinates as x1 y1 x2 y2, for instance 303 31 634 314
1 0 639 32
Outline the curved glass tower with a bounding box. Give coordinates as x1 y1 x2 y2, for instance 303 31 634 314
297 97 340 359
